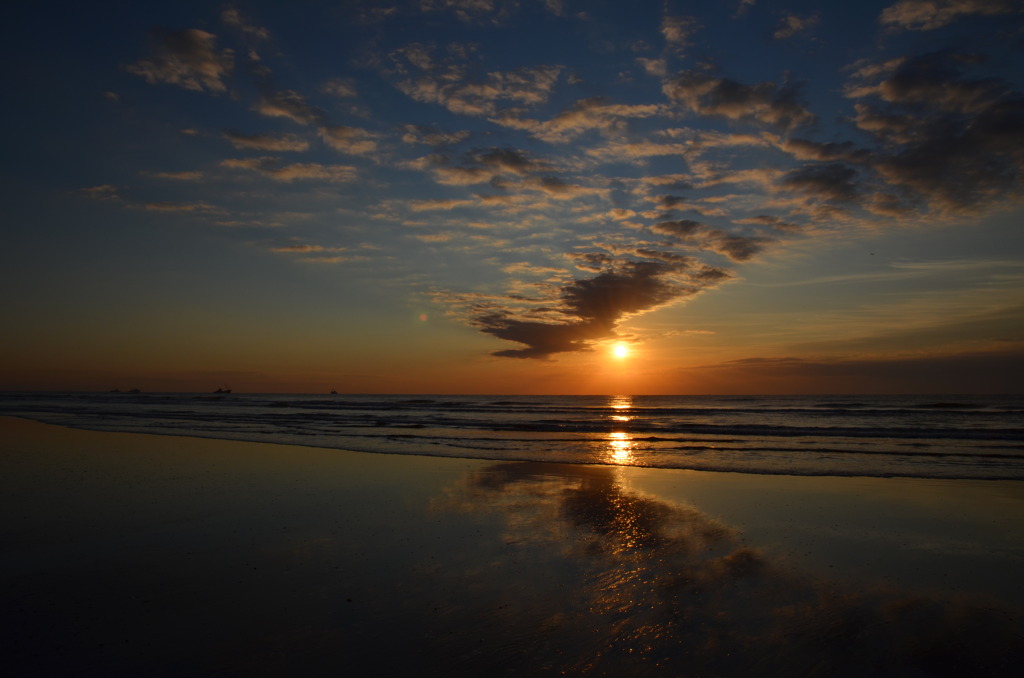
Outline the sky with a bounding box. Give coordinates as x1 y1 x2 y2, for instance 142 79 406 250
2 0 1023 395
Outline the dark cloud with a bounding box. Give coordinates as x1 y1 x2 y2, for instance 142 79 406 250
473 147 548 175
473 260 727 359
663 71 815 131
849 51 1024 211
779 163 860 203
874 52 1004 114
126 28 233 93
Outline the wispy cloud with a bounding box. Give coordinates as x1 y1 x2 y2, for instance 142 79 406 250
221 157 357 182
880 0 1022 31
223 131 309 152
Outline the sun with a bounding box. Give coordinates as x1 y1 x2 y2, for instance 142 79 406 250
612 342 629 359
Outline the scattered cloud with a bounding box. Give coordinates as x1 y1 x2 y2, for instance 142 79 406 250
252 90 377 155
254 89 323 125
150 170 204 181
650 220 771 261
401 125 471 147
773 13 820 40
80 185 121 201
880 0 1021 32
223 130 310 152
221 157 357 182
493 98 666 143
846 50 1024 212
322 77 358 98
388 43 562 117
663 71 815 131
221 7 270 40
661 15 700 52
126 28 233 93
142 201 218 212
319 125 378 155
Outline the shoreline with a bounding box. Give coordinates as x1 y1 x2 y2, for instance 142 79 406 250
3 416 1023 675
5 413 1022 482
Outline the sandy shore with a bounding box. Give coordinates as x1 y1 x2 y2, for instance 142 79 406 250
3 416 1023 676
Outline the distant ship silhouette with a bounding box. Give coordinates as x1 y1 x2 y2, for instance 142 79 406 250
213 386 232 394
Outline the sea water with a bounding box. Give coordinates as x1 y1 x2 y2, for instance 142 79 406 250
2 392 1022 479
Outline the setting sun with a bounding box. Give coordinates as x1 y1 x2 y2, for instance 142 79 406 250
612 343 629 359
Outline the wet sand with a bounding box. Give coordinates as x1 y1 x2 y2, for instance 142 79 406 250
2 416 1023 676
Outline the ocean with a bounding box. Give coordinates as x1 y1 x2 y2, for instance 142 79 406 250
2 392 1022 480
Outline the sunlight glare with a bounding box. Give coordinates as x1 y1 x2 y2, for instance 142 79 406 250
613 342 629 359
608 431 634 464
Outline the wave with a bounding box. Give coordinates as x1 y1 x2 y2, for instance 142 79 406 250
3 392 1022 480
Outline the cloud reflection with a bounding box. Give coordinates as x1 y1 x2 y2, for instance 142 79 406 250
432 462 1024 676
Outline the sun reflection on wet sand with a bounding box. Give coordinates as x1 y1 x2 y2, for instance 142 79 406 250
431 461 1024 676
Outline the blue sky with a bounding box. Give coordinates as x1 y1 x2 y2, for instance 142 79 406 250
3 0 1023 393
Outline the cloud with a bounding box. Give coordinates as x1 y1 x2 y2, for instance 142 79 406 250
493 97 666 143
419 0 509 25
773 13 820 39
126 28 233 93
322 78 358 98
150 171 204 181
221 7 270 40
650 220 771 261
880 0 1021 31
388 43 562 117
221 157 357 182
401 125 471 147
223 130 310 152
848 51 1004 115
409 198 476 211
269 244 347 253
79 185 121 201
142 201 217 212
318 125 378 155
254 90 323 125
778 163 860 203
780 138 867 163
470 259 730 359
661 15 700 52
252 91 377 154
636 58 667 78
663 71 815 131
410 146 554 186
846 50 1024 212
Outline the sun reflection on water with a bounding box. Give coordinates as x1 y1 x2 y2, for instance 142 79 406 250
608 431 634 465
609 395 634 423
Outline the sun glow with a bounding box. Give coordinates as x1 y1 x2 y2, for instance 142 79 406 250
612 342 629 359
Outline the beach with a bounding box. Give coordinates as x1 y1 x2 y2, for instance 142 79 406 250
3 415 1023 676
